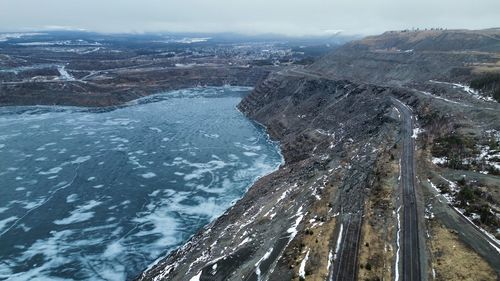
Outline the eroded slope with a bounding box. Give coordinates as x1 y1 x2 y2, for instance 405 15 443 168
138 75 402 281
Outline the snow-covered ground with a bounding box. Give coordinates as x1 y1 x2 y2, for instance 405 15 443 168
430 80 495 102
298 249 310 279
0 32 45 42
431 130 499 174
57 65 76 81
431 157 447 165
418 90 472 107
176 37 211 44
477 144 500 172
255 247 274 281
453 205 500 254
16 40 102 46
394 206 401 281
158 37 211 44
42 46 103 54
188 271 201 281
332 223 343 261
427 178 500 252
412 128 424 139
287 206 305 243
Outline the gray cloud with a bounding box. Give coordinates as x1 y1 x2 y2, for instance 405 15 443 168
1 0 499 36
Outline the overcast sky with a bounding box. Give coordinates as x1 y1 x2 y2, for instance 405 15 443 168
1 0 499 36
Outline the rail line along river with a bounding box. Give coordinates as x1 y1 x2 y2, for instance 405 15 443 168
0 87 283 281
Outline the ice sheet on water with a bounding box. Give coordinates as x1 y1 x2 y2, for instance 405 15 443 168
141 172 157 179
53 200 102 225
0 87 282 280
39 167 63 175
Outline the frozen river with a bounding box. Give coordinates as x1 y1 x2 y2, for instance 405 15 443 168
0 87 282 280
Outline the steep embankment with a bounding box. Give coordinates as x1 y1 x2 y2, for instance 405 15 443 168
0 66 271 107
138 74 402 280
139 29 500 280
310 28 500 278
311 29 500 90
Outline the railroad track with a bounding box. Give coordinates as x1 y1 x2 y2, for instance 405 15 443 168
392 98 421 281
330 212 363 281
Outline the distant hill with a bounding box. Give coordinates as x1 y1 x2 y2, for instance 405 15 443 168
355 28 500 52
310 29 500 89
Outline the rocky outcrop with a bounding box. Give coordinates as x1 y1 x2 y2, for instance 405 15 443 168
139 28 500 280
137 73 401 280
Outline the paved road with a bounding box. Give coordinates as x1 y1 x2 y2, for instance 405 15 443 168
326 97 421 281
277 68 498 279
392 98 421 281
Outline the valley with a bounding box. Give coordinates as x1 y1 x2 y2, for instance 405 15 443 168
139 29 500 281
1 28 499 281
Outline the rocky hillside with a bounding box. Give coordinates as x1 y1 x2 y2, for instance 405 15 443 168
139 29 500 281
311 29 500 98
348 29 500 52
137 73 406 280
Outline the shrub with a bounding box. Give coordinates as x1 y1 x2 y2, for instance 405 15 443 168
438 183 450 194
457 185 475 204
431 134 478 169
457 177 466 186
470 73 500 102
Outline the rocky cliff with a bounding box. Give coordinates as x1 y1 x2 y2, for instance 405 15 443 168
139 29 500 281
137 73 405 280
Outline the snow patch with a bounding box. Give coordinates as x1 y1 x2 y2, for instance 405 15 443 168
287 206 304 241
54 200 102 225
395 206 402 281
141 172 157 179
39 167 62 175
72 155 91 164
432 157 447 165
418 90 471 107
333 223 343 260
189 271 202 281
255 247 273 281
429 80 495 102
57 65 76 81
237 236 252 248
412 128 424 139
299 249 310 279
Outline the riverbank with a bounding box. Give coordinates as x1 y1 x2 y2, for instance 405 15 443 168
0 86 284 280
137 74 402 280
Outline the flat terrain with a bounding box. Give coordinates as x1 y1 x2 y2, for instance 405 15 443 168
0 32 342 107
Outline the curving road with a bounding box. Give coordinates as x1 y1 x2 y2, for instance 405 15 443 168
275 67 425 280
392 98 421 281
